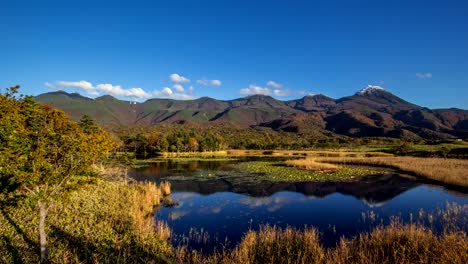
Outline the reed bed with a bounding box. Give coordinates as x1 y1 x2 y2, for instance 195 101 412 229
159 151 228 157
227 149 392 157
285 159 338 172
176 204 468 264
316 156 468 187
160 181 172 196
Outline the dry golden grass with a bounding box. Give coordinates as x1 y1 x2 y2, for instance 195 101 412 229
330 221 468 264
176 204 467 264
285 158 338 172
159 151 228 157
176 222 467 264
160 181 172 197
226 149 392 157
176 225 326 264
129 182 164 236
316 156 468 187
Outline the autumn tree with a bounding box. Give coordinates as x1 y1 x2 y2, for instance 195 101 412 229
188 137 199 152
0 86 116 262
79 114 99 134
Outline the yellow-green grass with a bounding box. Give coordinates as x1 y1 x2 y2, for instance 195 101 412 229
234 161 382 182
0 178 173 263
316 156 468 188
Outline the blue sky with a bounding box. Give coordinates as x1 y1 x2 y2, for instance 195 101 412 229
1 0 467 108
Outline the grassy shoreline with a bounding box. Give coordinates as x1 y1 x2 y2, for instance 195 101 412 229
315 157 468 188
1 173 466 263
153 149 393 158
0 177 173 263
178 225 468 264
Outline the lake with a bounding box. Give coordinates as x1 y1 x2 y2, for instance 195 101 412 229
129 158 468 251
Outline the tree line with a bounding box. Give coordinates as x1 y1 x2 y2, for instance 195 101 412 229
112 125 405 158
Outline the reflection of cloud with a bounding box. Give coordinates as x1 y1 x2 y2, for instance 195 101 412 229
416 72 432 80
211 206 222 214
238 194 297 209
169 210 189 220
238 197 273 207
267 204 283 212
273 196 293 204
174 192 198 200
361 198 389 208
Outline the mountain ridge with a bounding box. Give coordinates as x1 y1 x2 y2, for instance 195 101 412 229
34 87 468 140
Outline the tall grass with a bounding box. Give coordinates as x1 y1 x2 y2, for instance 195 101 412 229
176 225 325 264
316 156 468 187
329 220 467 264
160 181 172 197
176 204 468 264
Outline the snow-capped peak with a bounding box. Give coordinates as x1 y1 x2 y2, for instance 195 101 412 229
356 85 386 95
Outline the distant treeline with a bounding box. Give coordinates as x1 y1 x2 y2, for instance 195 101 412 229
110 125 407 158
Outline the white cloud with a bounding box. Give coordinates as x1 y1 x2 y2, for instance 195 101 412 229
416 72 432 79
173 84 184 92
170 73 190 83
189 86 194 91
154 87 194 100
57 80 94 91
240 84 272 96
57 80 98 95
273 89 290 96
173 93 194 100
160 87 173 96
197 79 222 86
267 80 282 89
95 83 152 99
55 80 152 99
44 82 55 88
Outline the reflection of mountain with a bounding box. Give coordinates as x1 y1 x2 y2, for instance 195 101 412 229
167 173 420 207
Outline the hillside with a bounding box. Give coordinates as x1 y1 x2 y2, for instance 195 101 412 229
35 86 468 139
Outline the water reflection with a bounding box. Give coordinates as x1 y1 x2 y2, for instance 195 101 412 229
131 159 235 179
130 159 467 252
171 173 420 206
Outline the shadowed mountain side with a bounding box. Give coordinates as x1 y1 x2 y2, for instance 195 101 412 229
35 87 468 139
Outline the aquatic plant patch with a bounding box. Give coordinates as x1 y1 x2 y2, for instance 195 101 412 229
231 161 383 182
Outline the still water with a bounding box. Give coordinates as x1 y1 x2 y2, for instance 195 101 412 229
130 158 467 251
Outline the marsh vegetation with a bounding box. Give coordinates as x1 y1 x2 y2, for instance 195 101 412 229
231 161 383 182
316 156 468 187
176 210 468 264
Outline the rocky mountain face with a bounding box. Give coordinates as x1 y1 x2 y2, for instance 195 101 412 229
34 86 468 139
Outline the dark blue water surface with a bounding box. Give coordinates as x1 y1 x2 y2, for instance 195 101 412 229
130 159 468 251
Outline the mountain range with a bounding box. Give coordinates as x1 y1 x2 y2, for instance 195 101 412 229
34 86 468 139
